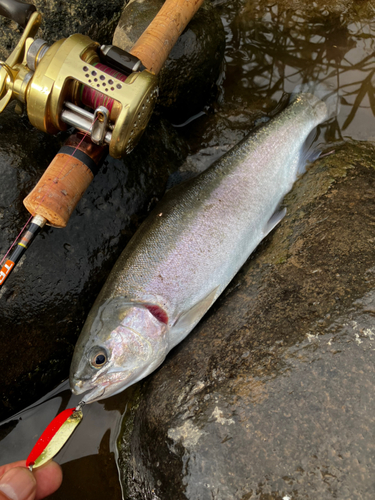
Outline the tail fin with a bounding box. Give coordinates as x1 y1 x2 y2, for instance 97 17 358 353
290 82 340 120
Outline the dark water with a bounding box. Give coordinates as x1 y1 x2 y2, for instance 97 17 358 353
179 0 375 175
220 1 375 139
0 381 131 498
1 1 375 498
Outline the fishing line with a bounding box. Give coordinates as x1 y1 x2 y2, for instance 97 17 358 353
81 63 128 113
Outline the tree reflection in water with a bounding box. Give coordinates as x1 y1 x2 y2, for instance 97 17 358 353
218 1 375 142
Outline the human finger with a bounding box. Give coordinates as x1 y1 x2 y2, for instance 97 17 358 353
33 461 62 500
0 466 36 500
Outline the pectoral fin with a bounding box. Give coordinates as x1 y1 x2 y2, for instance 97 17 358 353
170 286 219 348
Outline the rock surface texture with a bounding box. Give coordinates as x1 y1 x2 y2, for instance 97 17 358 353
118 141 375 499
0 0 124 61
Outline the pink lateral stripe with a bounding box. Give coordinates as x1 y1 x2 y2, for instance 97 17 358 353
26 408 75 467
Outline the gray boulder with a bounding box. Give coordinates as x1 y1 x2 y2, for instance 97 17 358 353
118 141 375 499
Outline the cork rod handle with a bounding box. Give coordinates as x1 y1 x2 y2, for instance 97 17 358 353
130 0 205 75
23 134 107 227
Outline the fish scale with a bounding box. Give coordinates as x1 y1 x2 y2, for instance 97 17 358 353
104 96 318 314
70 91 336 403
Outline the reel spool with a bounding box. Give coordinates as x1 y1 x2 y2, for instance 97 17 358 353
0 11 158 158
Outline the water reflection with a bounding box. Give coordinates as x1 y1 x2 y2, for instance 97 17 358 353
0 380 127 499
219 2 375 142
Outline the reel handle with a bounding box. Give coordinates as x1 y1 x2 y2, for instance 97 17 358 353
0 0 36 27
131 0 205 75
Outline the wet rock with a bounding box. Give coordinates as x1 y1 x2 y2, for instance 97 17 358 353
118 140 375 499
113 0 226 123
0 109 187 421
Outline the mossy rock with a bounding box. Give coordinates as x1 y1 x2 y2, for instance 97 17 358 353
117 141 375 499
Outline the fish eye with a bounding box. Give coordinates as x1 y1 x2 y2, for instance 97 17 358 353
90 350 107 369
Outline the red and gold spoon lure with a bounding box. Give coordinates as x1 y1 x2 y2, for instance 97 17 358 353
26 402 84 470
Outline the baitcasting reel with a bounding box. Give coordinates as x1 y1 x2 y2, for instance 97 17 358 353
0 5 158 159
0 0 205 286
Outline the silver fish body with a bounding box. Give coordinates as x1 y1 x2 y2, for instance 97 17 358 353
70 92 334 403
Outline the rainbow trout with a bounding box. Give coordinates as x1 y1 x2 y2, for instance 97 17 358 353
70 90 337 403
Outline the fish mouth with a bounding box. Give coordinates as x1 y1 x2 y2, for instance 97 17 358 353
80 385 106 404
70 370 138 403
70 378 106 403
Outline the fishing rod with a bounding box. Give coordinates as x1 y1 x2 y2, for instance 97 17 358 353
0 0 205 287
